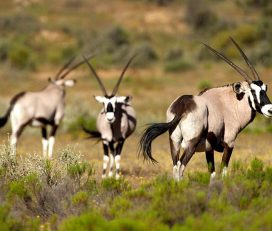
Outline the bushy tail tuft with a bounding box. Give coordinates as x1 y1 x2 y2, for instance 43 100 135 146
82 125 101 140
0 91 26 128
0 107 12 128
139 116 181 163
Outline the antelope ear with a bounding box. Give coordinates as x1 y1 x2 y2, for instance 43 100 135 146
233 82 243 94
94 96 104 103
64 79 76 87
117 96 132 103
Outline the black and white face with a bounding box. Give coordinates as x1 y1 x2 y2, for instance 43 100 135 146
95 95 131 123
249 81 272 117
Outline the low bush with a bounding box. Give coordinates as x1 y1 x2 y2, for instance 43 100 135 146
164 58 194 73
0 143 271 230
198 80 212 91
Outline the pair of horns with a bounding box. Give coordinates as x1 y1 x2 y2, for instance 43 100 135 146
83 54 137 96
203 37 260 83
54 53 95 80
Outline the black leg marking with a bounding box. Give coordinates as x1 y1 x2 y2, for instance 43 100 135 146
41 127 47 139
15 121 30 138
49 125 58 137
108 141 115 174
206 150 215 173
116 139 124 156
169 136 180 166
221 144 233 170
109 142 115 155
103 143 109 156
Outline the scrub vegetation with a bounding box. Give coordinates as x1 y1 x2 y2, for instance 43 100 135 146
0 144 272 230
1 0 272 230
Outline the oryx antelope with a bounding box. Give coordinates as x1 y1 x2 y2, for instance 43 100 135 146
83 56 137 179
140 38 272 181
0 55 93 157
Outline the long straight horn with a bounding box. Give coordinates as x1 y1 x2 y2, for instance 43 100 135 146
55 56 76 80
112 54 137 95
83 55 108 96
59 53 96 79
202 43 252 83
230 37 260 81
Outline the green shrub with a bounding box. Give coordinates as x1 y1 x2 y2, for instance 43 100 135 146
67 114 97 136
164 58 194 73
188 172 210 185
165 47 183 61
198 80 212 91
59 213 108 231
131 42 158 67
211 24 259 50
247 158 265 181
8 43 36 70
72 191 89 206
101 178 131 193
8 180 29 201
0 13 40 34
110 196 132 217
185 0 218 31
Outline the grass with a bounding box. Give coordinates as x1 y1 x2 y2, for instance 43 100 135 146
0 143 272 230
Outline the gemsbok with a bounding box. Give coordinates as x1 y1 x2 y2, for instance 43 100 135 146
0 55 94 158
140 37 272 181
82 56 137 179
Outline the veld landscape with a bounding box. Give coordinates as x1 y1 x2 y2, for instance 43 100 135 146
1 0 272 230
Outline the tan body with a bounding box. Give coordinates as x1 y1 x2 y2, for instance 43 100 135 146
167 83 254 155
140 38 272 181
0 78 77 158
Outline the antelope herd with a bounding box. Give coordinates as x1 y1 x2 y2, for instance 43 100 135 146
0 38 271 181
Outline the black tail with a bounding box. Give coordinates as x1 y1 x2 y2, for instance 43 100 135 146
0 91 26 128
82 125 101 140
0 106 12 128
139 116 181 163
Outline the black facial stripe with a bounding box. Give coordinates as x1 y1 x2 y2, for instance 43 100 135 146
250 90 262 113
106 102 114 112
260 90 271 106
248 97 254 111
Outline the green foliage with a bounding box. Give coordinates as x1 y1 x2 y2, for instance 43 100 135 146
101 177 131 193
131 42 158 67
164 58 194 73
59 213 108 231
72 191 89 206
211 24 259 51
198 80 212 91
67 114 97 136
8 180 29 201
8 42 36 70
185 0 218 31
0 143 272 230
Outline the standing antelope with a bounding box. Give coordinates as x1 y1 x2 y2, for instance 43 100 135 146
140 38 272 181
0 55 93 158
82 56 137 179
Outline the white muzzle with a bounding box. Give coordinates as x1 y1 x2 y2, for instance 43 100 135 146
106 112 115 122
261 104 272 118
